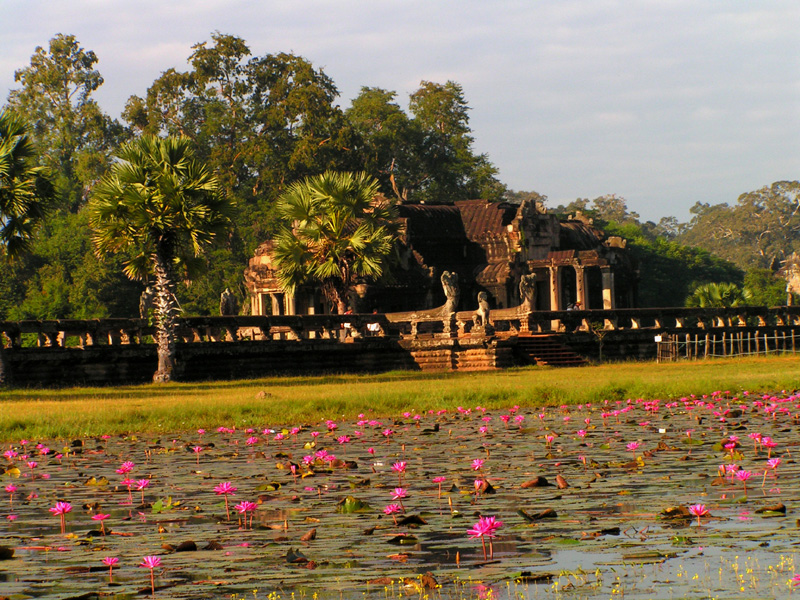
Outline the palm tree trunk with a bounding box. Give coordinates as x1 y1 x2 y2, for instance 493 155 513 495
0 340 10 386
152 248 179 383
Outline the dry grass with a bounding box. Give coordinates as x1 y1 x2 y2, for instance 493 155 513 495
0 355 798 441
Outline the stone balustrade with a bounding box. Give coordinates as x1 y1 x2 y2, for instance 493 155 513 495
2 306 800 349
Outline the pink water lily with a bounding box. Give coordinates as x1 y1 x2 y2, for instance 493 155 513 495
391 461 407 484
468 516 503 560
235 500 257 529
102 556 118 583
384 503 402 524
214 481 237 521
140 555 161 595
688 503 709 526
92 513 110 536
49 501 71 534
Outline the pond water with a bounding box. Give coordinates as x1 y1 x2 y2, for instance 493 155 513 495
1 390 799 599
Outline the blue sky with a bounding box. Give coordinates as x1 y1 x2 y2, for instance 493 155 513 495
2 0 798 222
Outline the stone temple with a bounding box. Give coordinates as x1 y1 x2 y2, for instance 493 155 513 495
244 198 637 315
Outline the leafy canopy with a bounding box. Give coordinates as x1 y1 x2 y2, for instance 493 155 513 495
273 171 400 312
88 135 232 282
0 109 52 258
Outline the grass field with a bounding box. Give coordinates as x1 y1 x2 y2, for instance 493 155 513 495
1 355 798 441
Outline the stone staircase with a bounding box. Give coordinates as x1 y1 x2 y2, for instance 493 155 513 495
514 334 589 367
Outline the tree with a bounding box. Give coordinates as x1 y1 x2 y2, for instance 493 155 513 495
88 135 233 382
7 34 127 210
0 110 52 257
678 181 800 269
0 109 53 384
686 282 752 308
272 171 400 314
408 80 505 203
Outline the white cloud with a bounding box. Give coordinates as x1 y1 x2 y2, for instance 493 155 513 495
1 0 798 221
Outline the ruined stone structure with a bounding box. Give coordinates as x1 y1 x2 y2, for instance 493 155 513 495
244 198 637 316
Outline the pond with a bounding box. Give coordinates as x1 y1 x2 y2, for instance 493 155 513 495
1 389 799 599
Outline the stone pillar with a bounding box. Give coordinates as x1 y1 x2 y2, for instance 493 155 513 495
286 293 296 315
601 267 615 310
549 265 562 332
548 266 561 311
575 266 588 308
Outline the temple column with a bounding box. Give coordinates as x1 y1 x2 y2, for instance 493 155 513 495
549 265 562 332
548 266 562 311
601 267 615 310
575 265 588 308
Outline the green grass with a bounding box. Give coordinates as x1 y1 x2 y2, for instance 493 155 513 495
1 355 798 441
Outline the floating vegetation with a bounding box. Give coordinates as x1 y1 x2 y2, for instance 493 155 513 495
1 390 800 598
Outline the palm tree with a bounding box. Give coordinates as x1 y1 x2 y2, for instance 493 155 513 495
0 110 51 258
0 110 53 384
686 282 753 308
88 135 232 382
273 171 400 314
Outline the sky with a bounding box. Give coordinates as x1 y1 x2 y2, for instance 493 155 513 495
2 0 798 222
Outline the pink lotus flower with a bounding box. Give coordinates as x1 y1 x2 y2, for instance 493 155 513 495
5 484 17 508
468 516 503 559
472 458 485 471
92 513 110 536
391 487 407 510
135 479 151 504
140 555 161 595
102 556 118 582
116 461 134 475
433 476 446 498
235 500 257 529
49 501 71 534
384 503 402 524
214 481 237 521
688 503 709 526
392 461 407 483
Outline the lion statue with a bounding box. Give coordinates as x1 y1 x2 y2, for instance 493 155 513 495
473 291 491 327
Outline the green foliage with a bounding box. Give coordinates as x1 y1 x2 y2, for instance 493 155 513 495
677 181 800 269
743 268 788 307
7 34 127 212
685 282 752 308
0 110 52 258
273 171 400 313
88 135 232 283
604 222 743 308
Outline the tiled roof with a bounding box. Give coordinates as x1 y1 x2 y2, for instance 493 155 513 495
456 199 518 241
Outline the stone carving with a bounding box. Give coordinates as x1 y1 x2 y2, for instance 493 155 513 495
139 286 156 319
441 271 460 315
384 270 460 333
518 273 537 311
782 253 800 305
220 288 238 316
473 292 490 327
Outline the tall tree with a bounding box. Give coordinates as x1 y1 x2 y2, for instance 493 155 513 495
678 181 800 269
88 135 233 382
0 110 53 383
273 171 399 313
123 34 356 313
407 80 505 203
7 34 126 210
